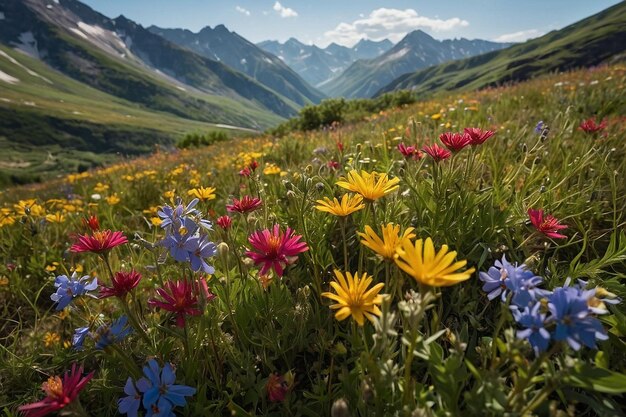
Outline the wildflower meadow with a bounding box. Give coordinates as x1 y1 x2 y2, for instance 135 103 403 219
1 65 625 416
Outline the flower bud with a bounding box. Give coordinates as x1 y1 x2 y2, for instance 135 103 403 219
217 242 229 259
331 398 350 417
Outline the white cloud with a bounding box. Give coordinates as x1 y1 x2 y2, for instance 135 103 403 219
235 6 250 16
493 29 543 43
323 8 469 47
273 1 298 18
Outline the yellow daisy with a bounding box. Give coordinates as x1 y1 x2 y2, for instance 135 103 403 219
321 270 384 326
45 212 66 223
394 237 475 287
315 194 365 217
336 170 399 201
359 223 415 260
187 186 217 202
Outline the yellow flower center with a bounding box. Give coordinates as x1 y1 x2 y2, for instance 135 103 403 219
43 376 64 399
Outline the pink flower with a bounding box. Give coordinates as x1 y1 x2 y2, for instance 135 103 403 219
326 160 340 170
266 373 289 402
99 270 141 299
464 127 495 145
528 209 568 239
70 230 128 253
148 280 202 327
18 363 94 417
239 167 251 177
246 224 309 277
397 143 423 160
216 215 233 230
439 132 471 152
226 196 262 214
579 117 607 134
82 215 100 231
422 143 451 162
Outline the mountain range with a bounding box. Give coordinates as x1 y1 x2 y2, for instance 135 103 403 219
376 1 626 96
257 38 393 87
320 31 513 98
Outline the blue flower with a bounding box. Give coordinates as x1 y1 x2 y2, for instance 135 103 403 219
118 377 142 417
72 326 90 350
94 316 132 350
512 303 551 354
547 280 609 350
157 198 200 230
534 121 544 134
184 235 217 273
479 255 546 307
50 272 98 310
139 359 196 416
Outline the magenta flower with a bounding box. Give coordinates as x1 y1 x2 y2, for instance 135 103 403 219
70 230 128 253
422 143 451 162
439 132 471 152
148 280 202 327
18 363 94 417
579 117 607 134
397 143 423 160
246 224 309 277
99 270 142 299
464 127 495 145
226 196 262 214
528 208 568 239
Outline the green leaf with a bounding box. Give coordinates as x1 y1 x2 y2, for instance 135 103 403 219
564 363 626 394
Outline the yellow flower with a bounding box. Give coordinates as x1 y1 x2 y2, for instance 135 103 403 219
336 170 400 201
150 217 163 227
45 262 59 272
93 182 109 193
43 332 60 347
105 194 121 205
263 163 281 175
315 194 365 217
431 113 442 120
45 212 66 223
71 264 84 274
163 190 176 199
14 200 45 217
0 276 8 286
358 223 415 260
321 270 384 326
187 186 217 202
394 237 475 287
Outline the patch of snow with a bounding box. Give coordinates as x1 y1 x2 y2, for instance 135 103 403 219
46 4 53 9
53 0 59 3
378 47 409 65
72 111 82 115
0 50 53 84
176 86 186 91
278 55 285 61
214 54 221 61
0 98 12 102
300 54 311 59
263 57 274 64
15 32 40 59
23 101 36 106
240 58 247 65
0 70 19 84
69 27 89 40
0 12 5 20
77 22 106 37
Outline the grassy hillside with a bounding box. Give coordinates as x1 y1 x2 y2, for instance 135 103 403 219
0 45 263 185
377 1 626 96
1 65 625 416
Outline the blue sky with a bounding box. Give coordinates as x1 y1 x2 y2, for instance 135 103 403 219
81 0 622 47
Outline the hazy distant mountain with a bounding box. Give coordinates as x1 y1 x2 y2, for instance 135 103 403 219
321 30 513 98
377 2 626 97
257 38 393 87
148 25 325 106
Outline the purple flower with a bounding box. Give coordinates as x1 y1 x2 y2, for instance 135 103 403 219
118 377 141 417
534 121 544 134
183 235 217 273
479 255 546 307
512 303 551 354
50 273 98 310
93 316 132 350
547 280 609 350
72 326 90 350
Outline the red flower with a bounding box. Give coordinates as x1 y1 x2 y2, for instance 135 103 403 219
239 167 251 177
226 196 262 214
70 230 128 253
266 373 289 402
336 141 344 152
464 128 495 145
216 215 233 230
326 160 340 170
579 117 607 134
246 224 309 277
397 143 423 160
249 160 259 171
18 363 94 417
99 270 142 299
422 143 451 162
82 215 100 231
148 280 202 327
439 132 471 152
528 209 568 239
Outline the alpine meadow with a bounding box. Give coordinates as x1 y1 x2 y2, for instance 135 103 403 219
1 1 626 416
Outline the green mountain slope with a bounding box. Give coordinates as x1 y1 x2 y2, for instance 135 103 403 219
0 44 260 185
377 2 626 96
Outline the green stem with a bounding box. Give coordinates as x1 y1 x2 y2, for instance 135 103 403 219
340 217 349 269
